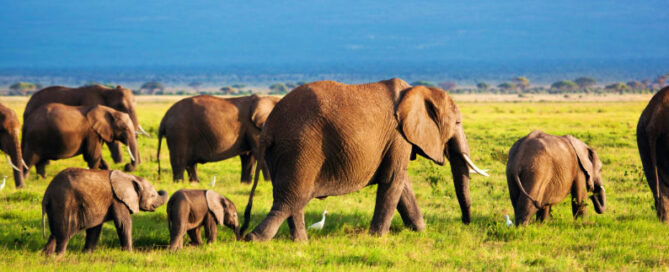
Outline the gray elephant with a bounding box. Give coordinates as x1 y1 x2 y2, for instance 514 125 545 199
157 94 279 182
24 84 148 164
0 103 25 188
241 78 488 242
22 104 140 177
506 130 606 226
167 189 239 250
42 168 168 255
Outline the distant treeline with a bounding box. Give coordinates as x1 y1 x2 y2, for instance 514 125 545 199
3 74 668 96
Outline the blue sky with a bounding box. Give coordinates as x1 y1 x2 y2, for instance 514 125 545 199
0 0 668 68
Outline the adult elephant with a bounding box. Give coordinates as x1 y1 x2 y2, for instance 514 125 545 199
23 85 148 164
506 130 606 226
240 78 489 241
157 94 280 182
22 104 140 177
637 86 669 222
0 103 25 188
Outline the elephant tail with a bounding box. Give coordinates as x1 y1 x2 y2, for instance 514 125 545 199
41 195 47 239
513 170 544 210
157 122 165 179
239 143 266 237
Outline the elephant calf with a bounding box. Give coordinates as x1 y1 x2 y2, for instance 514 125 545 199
506 130 606 226
167 189 239 250
42 168 168 255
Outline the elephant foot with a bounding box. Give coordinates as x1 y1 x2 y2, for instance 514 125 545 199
240 179 252 184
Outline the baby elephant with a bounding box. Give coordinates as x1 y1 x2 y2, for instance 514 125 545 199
42 168 168 255
506 130 606 226
167 189 239 250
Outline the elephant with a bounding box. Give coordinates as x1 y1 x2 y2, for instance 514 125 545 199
166 189 240 250
23 84 148 164
240 78 489 242
22 103 140 177
157 94 280 183
506 130 606 226
41 168 168 255
637 86 669 222
0 103 25 188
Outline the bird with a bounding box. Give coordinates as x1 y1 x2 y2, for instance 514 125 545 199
505 214 513 227
0 176 5 191
308 210 327 230
210 175 217 187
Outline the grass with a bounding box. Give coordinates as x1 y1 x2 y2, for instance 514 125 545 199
0 96 667 271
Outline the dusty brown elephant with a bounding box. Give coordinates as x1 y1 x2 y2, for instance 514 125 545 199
637 86 669 222
167 189 239 250
0 103 25 188
157 94 279 182
41 168 168 255
22 104 140 177
506 130 606 226
240 78 489 242
23 84 148 164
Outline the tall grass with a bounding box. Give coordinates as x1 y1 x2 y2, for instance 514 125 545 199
0 97 666 270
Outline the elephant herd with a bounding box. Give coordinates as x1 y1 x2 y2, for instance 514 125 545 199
0 79 668 255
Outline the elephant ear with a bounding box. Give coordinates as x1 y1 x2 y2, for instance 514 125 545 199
250 95 276 129
205 190 225 225
396 86 445 165
566 135 594 191
110 170 140 214
86 106 114 142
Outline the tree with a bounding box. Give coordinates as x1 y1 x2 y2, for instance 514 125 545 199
438 82 457 91
658 74 668 88
188 81 203 92
605 82 629 94
296 81 309 86
551 80 578 91
627 81 645 91
269 83 289 94
140 81 164 95
9 82 37 96
410 81 436 87
513 76 530 92
476 82 489 91
574 77 596 90
497 82 516 93
231 84 246 89
220 86 239 95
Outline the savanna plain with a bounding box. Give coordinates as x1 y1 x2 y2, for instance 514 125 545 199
0 95 667 271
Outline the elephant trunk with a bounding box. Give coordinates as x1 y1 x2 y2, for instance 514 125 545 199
123 135 140 172
2 131 24 188
235 226 241 241
590 184 606 214
150 190 169 211
446 126 473 224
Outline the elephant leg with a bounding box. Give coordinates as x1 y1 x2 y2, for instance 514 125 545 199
186 163 199 182
111 202 133 251
239 153 254 183
55 234 71 256
83 224 103 252
370 179 405 235
187 227 203 246
43 235 57 256
108 141 124 164
514 197 539 226
245 207 291 242
571 177 587 219
35 160 48 179
168 218 187 251
171 163 185 183
287 208 308 242
261 162 271 182
99 159 109 170
396 181 425 231
536 206 551 222
204 215 218 243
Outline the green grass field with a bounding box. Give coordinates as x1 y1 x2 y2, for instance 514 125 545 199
0 96 667 271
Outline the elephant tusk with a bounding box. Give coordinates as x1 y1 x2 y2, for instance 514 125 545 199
4 154 20 172
137 125 150 137
126 146 136 162
469 169 489 174
21 159 29 169
463 154 489 177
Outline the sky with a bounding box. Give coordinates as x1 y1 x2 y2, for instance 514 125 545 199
0 0 668 69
